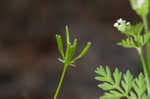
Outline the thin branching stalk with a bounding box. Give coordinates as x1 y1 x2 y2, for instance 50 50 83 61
53 64 68 99
54 25 91 99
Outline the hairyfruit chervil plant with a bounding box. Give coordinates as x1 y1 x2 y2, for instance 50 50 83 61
95 0 150 99
53 25 91 99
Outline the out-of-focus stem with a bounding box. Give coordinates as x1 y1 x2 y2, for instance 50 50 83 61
142 16 150 78
137 48 150 94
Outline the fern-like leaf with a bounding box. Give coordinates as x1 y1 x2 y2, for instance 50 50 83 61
132 73 147 98
95 66 149 99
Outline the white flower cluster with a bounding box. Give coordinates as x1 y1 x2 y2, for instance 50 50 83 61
113 18 130 28
136 0 145 8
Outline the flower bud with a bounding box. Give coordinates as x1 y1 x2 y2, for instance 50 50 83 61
114 18 131 33
130 0 149 17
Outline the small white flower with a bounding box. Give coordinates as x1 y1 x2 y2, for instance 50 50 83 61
136 0 145 8
114 18 131 32
114 22 119 27
126 22 130 25
117 18 123 23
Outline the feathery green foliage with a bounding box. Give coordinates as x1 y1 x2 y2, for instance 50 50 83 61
96 1 150 97
114 19 150 49
95 66 149 99
113 0 150 94
95 0 150 98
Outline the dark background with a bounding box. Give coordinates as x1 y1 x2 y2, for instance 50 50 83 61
0 0 144 99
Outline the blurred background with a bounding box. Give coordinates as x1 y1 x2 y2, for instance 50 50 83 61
0 0 145 99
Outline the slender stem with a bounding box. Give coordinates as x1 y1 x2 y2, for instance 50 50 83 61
142 16 148 32
137 48 150 94
53 64 68 99
142 16 150 78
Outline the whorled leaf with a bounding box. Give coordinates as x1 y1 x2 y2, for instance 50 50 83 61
56 25 91 67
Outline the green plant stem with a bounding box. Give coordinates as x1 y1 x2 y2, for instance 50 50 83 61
53 64 68 99
137 48 150 94
142 16 149 32
142 16 150 78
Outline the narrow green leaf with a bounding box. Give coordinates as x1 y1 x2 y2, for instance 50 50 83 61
65 39 78 66
113 68 122 86
58 58 65 63
98 83 114 90
105 66 113 83
121 70 133 94
65 25 70 44
69 39 77 64
71 42 91 62
56 34 65 59
132 73 147 98
95 66 106 76
95 76 107 82
95 66 113 84
101 91 123 99
65 43 72 63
